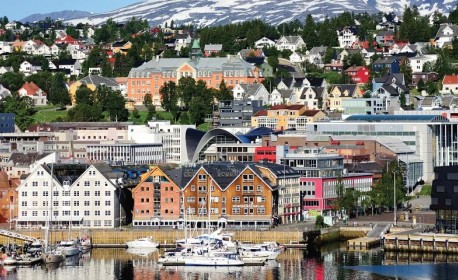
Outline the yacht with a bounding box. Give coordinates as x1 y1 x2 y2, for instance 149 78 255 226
57 239 80 257
42 250 65 264
126 237 159 248
3 256 18 266
239 242 283 260
126 247 157 257
183 252 244 266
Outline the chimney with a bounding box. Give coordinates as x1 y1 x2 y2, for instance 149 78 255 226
156 55 159 62
227 54 231 61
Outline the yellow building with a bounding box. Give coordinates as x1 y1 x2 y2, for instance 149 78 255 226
327 84 363 111
112 41 132 54
69 75 120 104
251 105 326 131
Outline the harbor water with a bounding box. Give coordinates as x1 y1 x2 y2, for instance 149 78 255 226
2 243 458 279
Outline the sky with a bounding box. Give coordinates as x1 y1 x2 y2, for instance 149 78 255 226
3 0 140 21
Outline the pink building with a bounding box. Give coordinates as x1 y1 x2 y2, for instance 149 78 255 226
300 174 373 216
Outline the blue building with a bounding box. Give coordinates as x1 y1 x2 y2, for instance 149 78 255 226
372 57 400 74
0 113 15 133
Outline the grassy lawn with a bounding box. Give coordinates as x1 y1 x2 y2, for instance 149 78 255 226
33 109 68 123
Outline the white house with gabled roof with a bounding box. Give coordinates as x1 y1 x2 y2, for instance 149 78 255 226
16 163 124 229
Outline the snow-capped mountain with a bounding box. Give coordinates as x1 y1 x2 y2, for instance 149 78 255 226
63 0 458 27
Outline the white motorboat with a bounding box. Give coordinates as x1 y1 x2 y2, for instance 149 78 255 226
42 250 65 264
78 236 92 253
57 239 80 257
239 242 283 260
183 253 244 266
126 237 158 248
27 240 43 254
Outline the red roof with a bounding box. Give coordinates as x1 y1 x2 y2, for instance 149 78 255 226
443 75 458 85
301 110 322 117
253 109 267 117
344 66 367 73
55 35 78 44
19 82 46 96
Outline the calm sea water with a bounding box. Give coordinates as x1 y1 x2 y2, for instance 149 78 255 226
2 245 458 280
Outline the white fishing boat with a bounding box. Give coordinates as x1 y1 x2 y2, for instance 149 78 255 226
57 239 80 257
126 237 158 248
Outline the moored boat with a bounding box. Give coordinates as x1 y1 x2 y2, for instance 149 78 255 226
126 237 158 248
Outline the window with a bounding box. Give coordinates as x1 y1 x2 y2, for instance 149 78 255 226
32 191 38 197
95 191 100 196
62 211 70 216
53 211 58 217
84 181 90 187
105 201 111 206
104 220 112 227
74 201 79 206
43 191 48 196
95 201 100 206
42 201 48 207
105 191 111 196
74 191 79 197
236 185 240 191
21 201 27 207
62 191 70 196
74 211 79 216
257 185 263 192
105 210 111 216
53 191 59 197
437 185 445 193
53 201 59 206
191 185 195 191
232 207 240 214
243 174 254 182
232 196 240 203
84 211 90 216
22 211 27 217
95 210 101 216
84 201 90 206
257 207 266 214
198 174 207 182
62 201 70 206
32 181 38 187
22 191 27 197
84 191 90 196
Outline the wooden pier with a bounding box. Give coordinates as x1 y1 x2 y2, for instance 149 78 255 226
383 233 458 254
347 237 380 250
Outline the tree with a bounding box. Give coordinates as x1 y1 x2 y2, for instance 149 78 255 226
302 14 318 49
177 77 196 109
267 55 279 73
417 79 426 92
315 215 326 229
66 26 79 39
0 94 36 131
0 72 24 92
189 80 214 126
343 53 365 69
26 71 53 93
370 160 406 212
145 105 156 123
217 80 232 101
67 103 103 122
400 92 406 107
48 73 70 107
105 90 128 122
160 81 178 112
75 85 95 105
143 93 153 108
333 175 362 219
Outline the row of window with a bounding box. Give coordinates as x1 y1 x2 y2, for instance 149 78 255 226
22 200 112 207
21 210 111 217
21 190 111 197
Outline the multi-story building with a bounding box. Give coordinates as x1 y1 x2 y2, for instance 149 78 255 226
214 99 263 128
431 165 458 233
0 113 15 133
128 120 198 164
131 162 300 228
127 56 264 105
337 26 359 48
16 163 131 229
251 105 326 131
276 146 372 217
0 171 18 225
86 142 163 165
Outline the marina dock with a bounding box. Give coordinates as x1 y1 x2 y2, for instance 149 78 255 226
347 237 380 250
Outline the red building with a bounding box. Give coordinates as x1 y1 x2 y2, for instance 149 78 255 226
344 66 370 84
54 35 79 45
254 147 277 163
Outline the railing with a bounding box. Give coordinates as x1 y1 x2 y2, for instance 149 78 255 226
0 229 39 242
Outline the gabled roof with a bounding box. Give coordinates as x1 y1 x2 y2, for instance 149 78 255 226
308 46 327 55
239 83 263 96
78 75 118 88
278 36 303 45
9 152 51 166
376 30 394 37
19 82 46 96
443 74 458 85
374 57 399 64
344 66 367 73
58 59 77 66
435 24 458 38
253 109 267 117
301 110 322 117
